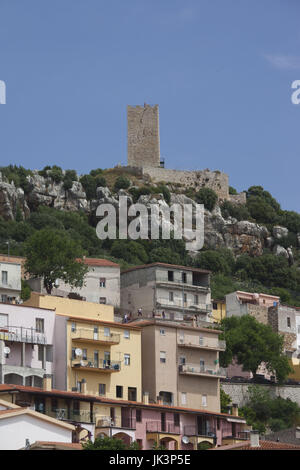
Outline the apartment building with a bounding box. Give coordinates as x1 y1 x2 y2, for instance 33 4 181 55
0 383 248 449
0 261 21 304
0 303 55 387
120 263 212 322
28 258 120 307
135 319 226 412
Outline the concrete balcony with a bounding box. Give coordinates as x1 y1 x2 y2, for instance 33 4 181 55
146 421 180 434
47 408 95 424
155 279 210 294
177 339 226 351
96 416 136 430
179 364 226 378
184 425 216 438
71 329 120 346
0 326 46 345
71 358 121 373
156 299 211 314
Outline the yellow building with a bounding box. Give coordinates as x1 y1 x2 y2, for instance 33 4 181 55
211 299 226 324
24 293 142 403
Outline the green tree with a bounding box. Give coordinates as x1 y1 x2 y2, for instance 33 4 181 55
24 228 88 294
83 436 141 450
220 387 232 413
114 176 131 191
219 315 292 383
195 188 218 212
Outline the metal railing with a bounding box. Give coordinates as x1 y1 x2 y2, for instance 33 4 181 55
46 408 95 424
178 338 226 350
146 421 180 434
0 326 46 344
72 357 121 371
179 364 227 377
184 425 216 437
96 416 136 429
156 299 211 312
71 329 120 344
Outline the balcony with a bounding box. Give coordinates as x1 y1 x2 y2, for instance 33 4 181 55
179 364 226 378
146 421 180 434
96 416 136 430
184 425 216 438
156 299 211 314
71 357 121 373
71 329 120 345
0 326 46 345
47 408 95 424
178 339 226 351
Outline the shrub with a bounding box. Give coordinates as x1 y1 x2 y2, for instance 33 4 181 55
114 176 131 191
195 188 218 211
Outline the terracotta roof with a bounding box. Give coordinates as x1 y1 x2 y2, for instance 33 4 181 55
77 258 120 268
212 440 300 450
121 262 211 275
0 384 245 421
28 441 82 450
57 313 142 330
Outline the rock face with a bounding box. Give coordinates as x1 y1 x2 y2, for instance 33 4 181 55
0 172 295 261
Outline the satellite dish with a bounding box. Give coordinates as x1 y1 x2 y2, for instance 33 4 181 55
182 436 189 444
75 348 82 357
3 346 10 355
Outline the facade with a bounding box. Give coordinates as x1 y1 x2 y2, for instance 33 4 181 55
120 263 212 323
0 303 55 387
135 319 225 412
28 258 120 308
0 383 248 449
268 304 298 357
211 299 226 324
226 291 280 322
0 261 21 304
0 254 27 279
0 399 74 450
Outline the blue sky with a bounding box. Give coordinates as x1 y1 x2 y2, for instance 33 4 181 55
0 0 300 211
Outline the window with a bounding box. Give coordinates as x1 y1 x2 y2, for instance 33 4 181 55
194 295 199 305
1 271 8 285
104 327 110 337
287 317 291 328
179 356 186 365
99 277 106 288
200 359 205 371
1 295 7 303
82 348 87 360
182 272 187 284
213 302 218 310
46 345 53 362
99 384 106 396
99 297 107 304
183 293 187 303
169 292 174 302
36 318 44 333
174 413 180 427
136 409 142 422
168 271 174 282
51 399 58 412
0 314 8 327
160 351 166 363
71 347 76 360
160 328 166 336
124 354 130 366
128 387 137 401
202 395 207 407
199 336 204 346
38 345 44 362
124 330 130 339
116 385 123 398
71 322 76 332
181 392 187 405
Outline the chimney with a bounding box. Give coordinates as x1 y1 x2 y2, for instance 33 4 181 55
232 403 239 417
250 430 260 448
43 374 52 392
296 427 300 440
81 379 87 395
143 392 149 405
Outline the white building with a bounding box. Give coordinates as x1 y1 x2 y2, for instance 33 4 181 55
0 261 21 304
28 258 120 307
0 399 74 450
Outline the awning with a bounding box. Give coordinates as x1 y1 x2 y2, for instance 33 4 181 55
226 417 246 424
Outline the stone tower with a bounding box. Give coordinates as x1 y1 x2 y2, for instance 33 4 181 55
127 103 160 168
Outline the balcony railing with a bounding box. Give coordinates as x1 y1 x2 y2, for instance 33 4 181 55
156 299 211 312
179 364 227 378
178 339 226 350
184 425 216 438
71 357 121 371
0 326 46 345
46 408 95 424
146 421 180 434
96 416 136 429
71 329 120 344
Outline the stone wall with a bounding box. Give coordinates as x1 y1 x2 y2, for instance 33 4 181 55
127 104 160 168
247 304 269 325
229 192 247 205
221 382 300 407
142 167 230 200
